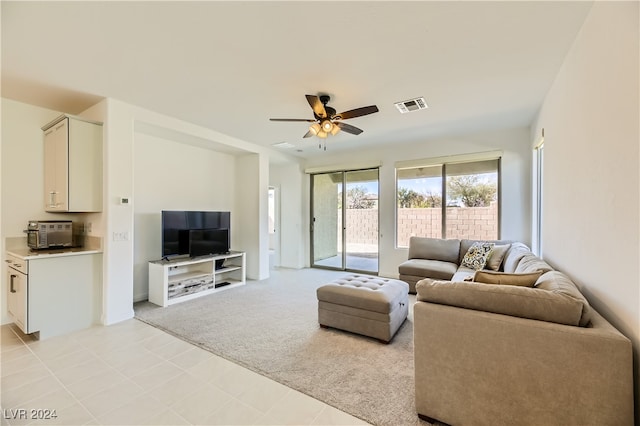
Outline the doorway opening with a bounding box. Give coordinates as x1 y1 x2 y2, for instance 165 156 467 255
268 186 280 269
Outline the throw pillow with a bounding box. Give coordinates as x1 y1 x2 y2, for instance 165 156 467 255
460 242 494 270
473 270 542 287
485 244 511 271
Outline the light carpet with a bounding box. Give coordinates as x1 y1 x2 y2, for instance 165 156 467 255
135 268 429 426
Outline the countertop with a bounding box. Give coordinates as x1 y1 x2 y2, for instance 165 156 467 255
7 246 102 260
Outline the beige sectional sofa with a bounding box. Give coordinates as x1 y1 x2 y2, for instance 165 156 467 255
399 236 525 293
401 237 634 425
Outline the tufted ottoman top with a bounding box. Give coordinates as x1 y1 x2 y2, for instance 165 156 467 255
317 274 409 314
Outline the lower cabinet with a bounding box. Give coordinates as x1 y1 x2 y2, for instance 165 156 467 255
5 253 102 339
148 251 246 307
6 261 28 333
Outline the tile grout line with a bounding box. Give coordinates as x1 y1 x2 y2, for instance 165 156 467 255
4 327 102 426
74 323 227 425
255 388 294 424
68 328 179 424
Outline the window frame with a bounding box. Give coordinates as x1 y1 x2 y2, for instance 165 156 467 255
532 140 544 256
395 153 502 248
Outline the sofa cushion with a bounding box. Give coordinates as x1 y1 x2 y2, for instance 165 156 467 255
415 279 585 326
398 259 458 280
535 271 591 327
452 266 476 282
515 254 554 274
460 242 494 270
485 244 511 271
408 237 460 264
473 270 542 287
502 242 532 273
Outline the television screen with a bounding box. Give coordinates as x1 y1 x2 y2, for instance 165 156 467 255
162 211 230 257
189 228 229 257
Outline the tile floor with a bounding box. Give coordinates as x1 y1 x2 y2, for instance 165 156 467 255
1 320 369 425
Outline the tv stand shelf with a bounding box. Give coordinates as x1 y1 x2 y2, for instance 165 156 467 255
148 251 245 307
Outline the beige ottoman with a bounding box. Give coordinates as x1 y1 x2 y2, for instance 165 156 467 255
317 274 409 343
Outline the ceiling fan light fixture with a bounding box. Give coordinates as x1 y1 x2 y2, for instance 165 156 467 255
308 122 321 136
321 120 333 132
330 123 340 135
317 129 328 138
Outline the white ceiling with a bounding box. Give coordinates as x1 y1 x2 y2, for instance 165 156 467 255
1 1 593 159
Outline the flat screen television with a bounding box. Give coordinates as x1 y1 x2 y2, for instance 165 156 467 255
162 210 230 258
189 228 229 258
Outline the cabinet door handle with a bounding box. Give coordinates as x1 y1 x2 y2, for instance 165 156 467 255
49 191 57 207
10 275 16 293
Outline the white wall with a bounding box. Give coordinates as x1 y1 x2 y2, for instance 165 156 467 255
269 163 305 269
132 132 236 301
531 1 639 414
101 99 136 324
303 126 532 278
235 154 270 280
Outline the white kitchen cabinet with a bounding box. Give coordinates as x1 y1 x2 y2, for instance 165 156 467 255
5 251 102 339
6 256 28 333
42 114 103 212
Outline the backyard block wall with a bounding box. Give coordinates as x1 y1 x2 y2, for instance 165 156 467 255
338 203 498 249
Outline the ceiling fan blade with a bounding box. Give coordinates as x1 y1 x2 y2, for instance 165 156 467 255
306 95 327 119
335 122 363 135
335 105 379 120
303 130 315 138
270 118 316 122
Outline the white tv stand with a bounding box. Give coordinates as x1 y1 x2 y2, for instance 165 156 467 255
148 251 245 307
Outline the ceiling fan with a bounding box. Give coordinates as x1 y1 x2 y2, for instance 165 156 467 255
270 94 379 139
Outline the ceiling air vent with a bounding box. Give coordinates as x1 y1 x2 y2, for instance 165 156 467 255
394 97 428 114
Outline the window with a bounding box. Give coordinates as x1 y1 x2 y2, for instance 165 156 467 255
396 157 500 247
532 141 544 255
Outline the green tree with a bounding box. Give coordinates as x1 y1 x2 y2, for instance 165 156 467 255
345 186 375 209
423 191 443 208
397 187 441 208
447 175 496 207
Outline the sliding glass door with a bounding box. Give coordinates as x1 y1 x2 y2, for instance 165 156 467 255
311 168 379 274
311 172 343 269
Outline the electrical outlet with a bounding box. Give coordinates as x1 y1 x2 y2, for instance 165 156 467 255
112 231 129 242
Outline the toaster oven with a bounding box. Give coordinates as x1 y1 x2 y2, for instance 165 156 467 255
26 220 73 249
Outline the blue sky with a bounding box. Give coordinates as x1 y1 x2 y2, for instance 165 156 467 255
348 172 497 197
348 178 441 196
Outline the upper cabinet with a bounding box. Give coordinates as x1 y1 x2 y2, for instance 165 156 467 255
42 115 103 212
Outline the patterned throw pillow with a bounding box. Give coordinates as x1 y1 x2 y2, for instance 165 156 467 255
460 242 495 270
